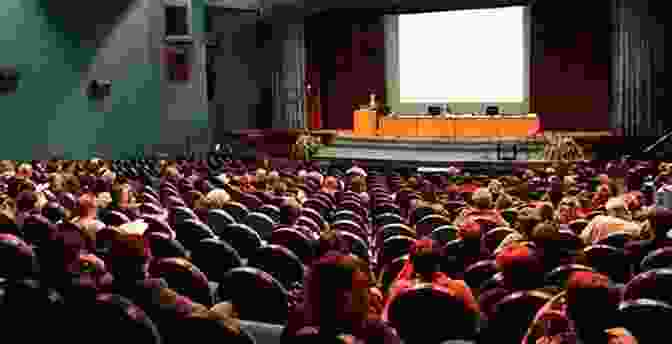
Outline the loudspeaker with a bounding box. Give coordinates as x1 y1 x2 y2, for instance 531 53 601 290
0 66 19 95
166 5 189 36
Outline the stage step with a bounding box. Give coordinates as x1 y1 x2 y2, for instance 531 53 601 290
314 138 543 163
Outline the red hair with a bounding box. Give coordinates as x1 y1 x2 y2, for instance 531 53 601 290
495 245 542 287
458 220 481 240
304 253 370 325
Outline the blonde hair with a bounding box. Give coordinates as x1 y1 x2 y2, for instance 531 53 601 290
97 192 113 208
606 197 626 211
204 189 231 209
0 160 15 175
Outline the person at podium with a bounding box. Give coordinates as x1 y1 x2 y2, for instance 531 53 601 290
366 90 384 133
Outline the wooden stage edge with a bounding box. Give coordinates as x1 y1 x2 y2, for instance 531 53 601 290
311 129 612 144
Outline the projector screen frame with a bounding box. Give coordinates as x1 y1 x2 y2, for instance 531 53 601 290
384 5 532 115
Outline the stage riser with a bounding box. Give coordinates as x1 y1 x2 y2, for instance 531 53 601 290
331 141 530 152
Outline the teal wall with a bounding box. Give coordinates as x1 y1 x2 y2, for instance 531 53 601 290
0 0 208 159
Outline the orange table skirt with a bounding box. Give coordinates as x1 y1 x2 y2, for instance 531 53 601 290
372 115 537 138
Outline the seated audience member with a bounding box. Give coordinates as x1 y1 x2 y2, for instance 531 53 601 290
495 192 514 210
453 220 490 268
556 196 581 225
239 174 256 193
203 188 231 209
0 160 15 177
282 252 401 344
454 188 508 228
591 184 612 210
321 176 340 196
15 163 34 180
14 190 42 228
579 197 644 245
622 191 647 223
72 191 106 235
382 239 479 321
495 206 543 253
104 183 140 220
350 176 369 206
523 271 637 344
108 221 207 327
625 206 672 264
495 244 544 291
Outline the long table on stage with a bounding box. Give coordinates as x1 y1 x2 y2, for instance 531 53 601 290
353 110 538 138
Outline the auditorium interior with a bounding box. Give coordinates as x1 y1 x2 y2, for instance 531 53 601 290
0 1 668 343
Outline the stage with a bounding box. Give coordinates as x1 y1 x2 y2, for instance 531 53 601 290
218 111 612 173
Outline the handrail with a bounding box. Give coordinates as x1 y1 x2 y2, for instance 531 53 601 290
642 128 672 154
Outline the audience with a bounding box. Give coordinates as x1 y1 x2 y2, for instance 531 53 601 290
579 197 644 245
1 157 671 344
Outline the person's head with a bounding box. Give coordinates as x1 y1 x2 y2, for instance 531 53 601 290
406 177 419 189
472 188 493 209
557 196 580 224
63 174 81 194
537 202 556 223
409 239 441 277
596 183 611 199
530 222 559 249
279 197 301 225
111 183 130 209
457 220 482 243
495 244 542 289
304 252 370 327
322 176 339 193
623 191 643 211
78 192 98 218
565 271 619 335
272 180 288 195
605 197 630 221
15 191 38 213
15 163 33 180
350 176 366 193
203 189 230 209
516 207 543 236
108 222 152 280
488 179 503 199
495 192 513 210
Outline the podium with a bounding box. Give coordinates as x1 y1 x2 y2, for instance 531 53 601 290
353 110 377 136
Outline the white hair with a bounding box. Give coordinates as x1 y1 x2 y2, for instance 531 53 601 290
205 189 231 209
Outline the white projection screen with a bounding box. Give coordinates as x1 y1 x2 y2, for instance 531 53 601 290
399 6 527 103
